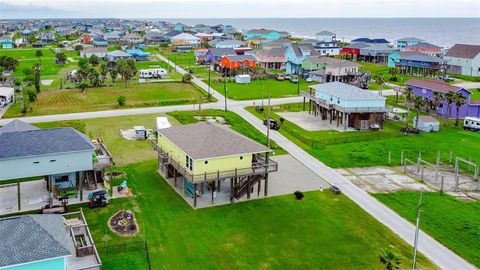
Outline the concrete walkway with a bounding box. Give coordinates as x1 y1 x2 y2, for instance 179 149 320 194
0 53 476 269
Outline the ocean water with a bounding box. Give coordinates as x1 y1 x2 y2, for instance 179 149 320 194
163 18 480 47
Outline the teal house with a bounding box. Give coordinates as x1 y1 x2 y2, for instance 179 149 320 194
0 35 13 49
246 29 280 40
285 44 317 74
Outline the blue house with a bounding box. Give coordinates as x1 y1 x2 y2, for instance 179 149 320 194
0 35 13 49
125 49 151 61
205 48 236 64
246 29 280 40
394 37 424 50
388 51 443 76
285 44 317 74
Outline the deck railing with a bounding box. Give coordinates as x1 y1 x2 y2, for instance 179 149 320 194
153 142 278 183
301 91 393 113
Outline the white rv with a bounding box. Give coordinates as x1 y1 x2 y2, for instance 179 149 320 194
464 117 480 132
139 69 167 79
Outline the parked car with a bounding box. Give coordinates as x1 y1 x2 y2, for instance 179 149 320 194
305 77 313 83
263 119 280 130
289 76 298 83
330 185 342 195
285 75 292 80
275 74 285 81
439 75 454 82
88 190 109 208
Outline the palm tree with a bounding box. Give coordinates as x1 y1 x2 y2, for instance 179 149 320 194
413 96 426 131
453 92 467 127
35 50 43 64
402 86 414 131
444 91 456 127
379 249 402 270
432 91 443 119
373 73 386 96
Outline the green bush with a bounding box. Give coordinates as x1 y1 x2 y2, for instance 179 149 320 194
27 90 37 102
117 96 126 106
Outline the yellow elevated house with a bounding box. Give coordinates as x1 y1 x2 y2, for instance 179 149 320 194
154 122 278 207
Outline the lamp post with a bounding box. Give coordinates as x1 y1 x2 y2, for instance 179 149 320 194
224 76 227 112
412 188 424 270
208 62 211 99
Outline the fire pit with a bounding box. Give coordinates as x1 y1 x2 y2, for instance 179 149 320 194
108 210 139 236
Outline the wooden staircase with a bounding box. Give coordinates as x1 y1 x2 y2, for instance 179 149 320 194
233 174 264 199
86 170 97 190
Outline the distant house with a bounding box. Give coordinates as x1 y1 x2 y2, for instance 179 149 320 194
246 37 266 49
223 25 237 35
194 48 209 63
106 50 133 62
123 33 143 44
103 31 121 42
0 87 14 106
214 40 245 49
387 51 443 76
125 49 151 61
405 78 480 118
39 32 56 43
341 43 393 63
351 38 390 44
303 57 360 83
164 30 182 41
144 32 167 45
246 29 280 40
314 31 340 56
92 37 108 47
171 33 200 48
285 44 317 74
205 48 236 64
0 214 101 270
174 23 188 31
404 42 442 56
255 47 287 70
0 35 13 49
394 37 424 50
444 44 480 76
301 82 388 130
220 54 257 76
80 47 108 58
262 38 292 50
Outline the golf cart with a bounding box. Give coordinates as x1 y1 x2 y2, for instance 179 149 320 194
88 190 109 209
263 119 280 130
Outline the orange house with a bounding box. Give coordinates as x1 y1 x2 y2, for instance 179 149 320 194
220 55 257 69
82 34 91 44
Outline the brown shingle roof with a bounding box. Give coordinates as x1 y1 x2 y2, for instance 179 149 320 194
405 78 462 93
445 44 480 59
158 122 271 159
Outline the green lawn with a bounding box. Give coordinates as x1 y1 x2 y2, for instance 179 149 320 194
374 192 480 267
5 82 208 118
246 103 480 168
209 78 315 100
76 160 437 270
358 62 414 86
0 48 55 59
470 88 480 100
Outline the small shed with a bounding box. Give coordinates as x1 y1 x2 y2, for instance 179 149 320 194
414 116 440 132
134 126 147 140
235 74 251 84
0 87 14 106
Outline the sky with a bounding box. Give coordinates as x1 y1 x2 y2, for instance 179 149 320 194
0 0 479 19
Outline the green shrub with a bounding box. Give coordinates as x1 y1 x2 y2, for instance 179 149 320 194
117 95 126 106
27 90 37 102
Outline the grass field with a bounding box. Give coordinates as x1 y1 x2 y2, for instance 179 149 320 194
76 160 437 270
246 103 480 168
359 62 414 86
374 192 480 267
208 78 315 100
470 88 480 100
5 82 208 117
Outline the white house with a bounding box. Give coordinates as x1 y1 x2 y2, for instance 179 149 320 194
80 47 107 58
314 31 340 56
171 33 201 47
444 44 480 76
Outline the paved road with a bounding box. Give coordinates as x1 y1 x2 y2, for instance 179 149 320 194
1 54 476 269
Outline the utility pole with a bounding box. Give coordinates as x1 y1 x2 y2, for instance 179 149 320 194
224 76 227 112
412 189 424 270
266 96 271 148
297 67 301 95
208 62 211 99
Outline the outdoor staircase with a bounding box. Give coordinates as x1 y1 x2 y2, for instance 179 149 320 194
233 174 264 199
86 170 97 190
351 72 370 88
